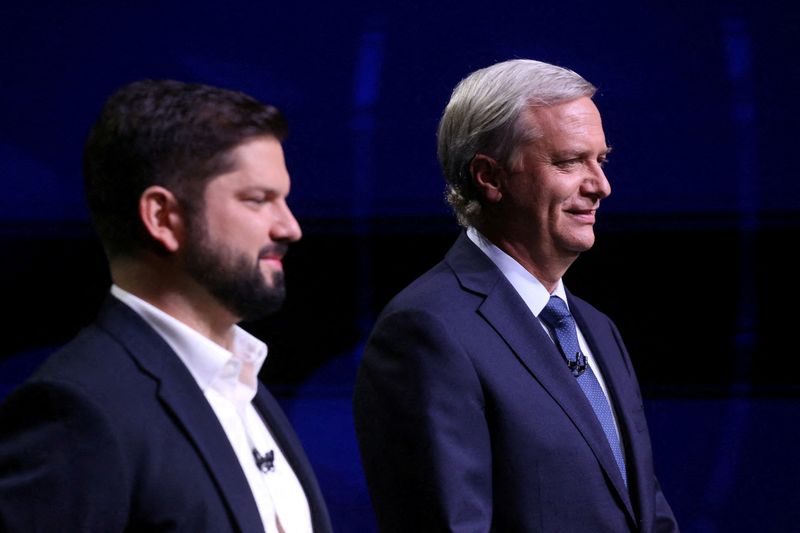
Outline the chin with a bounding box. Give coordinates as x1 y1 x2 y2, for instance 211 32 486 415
259 271 277 287
563 233 596 253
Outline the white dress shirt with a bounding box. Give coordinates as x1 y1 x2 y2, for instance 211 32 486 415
466 228 624 442
111 285 312 533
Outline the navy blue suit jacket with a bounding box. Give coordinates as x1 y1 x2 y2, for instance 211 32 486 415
0 296 332 532
354 233 678 532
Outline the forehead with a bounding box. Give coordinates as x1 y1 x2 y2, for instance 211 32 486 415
521 97 605 148
207 136 290 191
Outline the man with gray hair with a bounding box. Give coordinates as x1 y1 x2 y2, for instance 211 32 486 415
354 59 679 532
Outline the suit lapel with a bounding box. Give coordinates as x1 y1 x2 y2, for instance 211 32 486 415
570 297 651 525
97 297 264 533
446 235 635 520
252 385 332 532
568 297 638 516
251 388 313 493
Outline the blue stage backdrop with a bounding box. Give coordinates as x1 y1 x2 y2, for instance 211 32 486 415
1 2 798 531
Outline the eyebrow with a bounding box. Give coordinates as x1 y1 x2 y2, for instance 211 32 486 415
553 145 613 160
239 186 284 198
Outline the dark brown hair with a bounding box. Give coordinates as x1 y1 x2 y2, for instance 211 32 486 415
84 79 287 258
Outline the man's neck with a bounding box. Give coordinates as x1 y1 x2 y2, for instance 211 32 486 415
473 224 576 294
111 257 239 350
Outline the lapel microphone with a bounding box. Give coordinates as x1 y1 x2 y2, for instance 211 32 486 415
568 352 587 377
252 449 275 473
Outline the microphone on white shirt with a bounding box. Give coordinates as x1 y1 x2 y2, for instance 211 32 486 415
252 448 275 473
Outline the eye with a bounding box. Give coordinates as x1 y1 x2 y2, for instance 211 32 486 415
245 197 266 205
555 158 581 169
241 190 278 206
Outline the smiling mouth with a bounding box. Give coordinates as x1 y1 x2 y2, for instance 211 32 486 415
566 208 598 222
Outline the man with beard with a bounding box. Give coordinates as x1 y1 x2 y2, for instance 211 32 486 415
0 80 333 533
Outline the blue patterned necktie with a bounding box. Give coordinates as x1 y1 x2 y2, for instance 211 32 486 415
539 295 628 486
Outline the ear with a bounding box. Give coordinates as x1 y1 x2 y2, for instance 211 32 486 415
470 154 505 204
139 186 185 253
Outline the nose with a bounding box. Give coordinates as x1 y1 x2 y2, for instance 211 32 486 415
582 163 611 200
271 200 302 243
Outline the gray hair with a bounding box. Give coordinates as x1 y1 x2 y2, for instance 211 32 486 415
437 59 596 227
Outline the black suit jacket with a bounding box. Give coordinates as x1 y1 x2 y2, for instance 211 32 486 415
354 233 678 532
0 296 332 532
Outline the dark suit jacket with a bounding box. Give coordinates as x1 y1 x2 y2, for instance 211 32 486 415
354 233 678 532
0 296 332 532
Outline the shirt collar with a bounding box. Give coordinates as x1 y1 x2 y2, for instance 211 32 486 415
466 227 568 316
110 285 268 396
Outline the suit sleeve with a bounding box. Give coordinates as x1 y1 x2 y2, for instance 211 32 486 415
653 478 679 532
353 308 492 533
0 381 130 532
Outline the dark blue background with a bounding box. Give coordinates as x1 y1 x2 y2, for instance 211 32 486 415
2 1 798 531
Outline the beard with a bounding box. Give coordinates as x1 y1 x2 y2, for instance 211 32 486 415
182 218 288 322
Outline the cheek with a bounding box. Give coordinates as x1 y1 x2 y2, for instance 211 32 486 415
210 209 262 238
